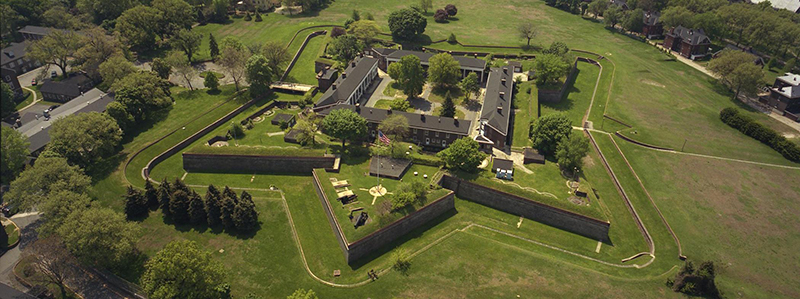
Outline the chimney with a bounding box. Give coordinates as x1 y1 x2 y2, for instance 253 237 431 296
689 29 693 35
499 91 505 99
497 106 503 113
438 117 441 123
342 72 347 79
332 83 337 90
503 67 508 74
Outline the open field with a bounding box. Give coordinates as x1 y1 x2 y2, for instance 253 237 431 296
540 61 600 126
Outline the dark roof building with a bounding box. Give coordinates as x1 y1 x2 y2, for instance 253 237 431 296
1 42 42 77
610 0 629 10
317 104 472 149
18 25 54 40
642 11 663 39
663 26 711 60
271 113 296 126
0 282 37 299
1 67 23 100
371 48 488 82
763 73 800 121
475 66 514 151
315 56 379 107
16 89 114 154
39 73 95 103
713 45 765 67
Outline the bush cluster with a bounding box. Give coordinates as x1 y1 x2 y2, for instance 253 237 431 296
390 181 428 211
666 261 719 298
720 107 800 162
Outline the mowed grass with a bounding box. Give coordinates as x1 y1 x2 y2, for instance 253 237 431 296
615 138 800 299
285 33 326 84
540 61 601 126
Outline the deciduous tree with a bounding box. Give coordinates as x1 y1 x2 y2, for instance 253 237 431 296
58 207 140 268
436 137 487 172
322 108 368 147
388 8 427 40
444 4 457 17
26 236 77 299
27 29 84 78
518 22 536 46
48 112 122 167
387 55 425 97
99 55 137 87
587 0 608 19
151 58 172 79
530 113 572 155
261 41 291 77
245 54 274 98
7 157 91 210
168 51 198 90
419 0 433 13
170 29 202 62
116 5 163 51
1 126 29 184
0 83 15 119
556 132 590 170
327 35 364 63
38 191 92 237
348 20 380 43
113 72 173 121
604 6 624 28
428 53 461 87
459 72 480 100
75 27 124 80
219 45 249 91
141 240 228 299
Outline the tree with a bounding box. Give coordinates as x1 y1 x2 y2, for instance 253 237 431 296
391 249 411 274
261 41 291 77
233 191 258 231
782 58 796 73
151 58 172 80
145 180 159 208
580 2 589 16
77 0 138 21
587 0 608 19
27 29 84 78
389 98 412 111
434 9 448 23
440 91 456 117
189 191 207 225
447 33 457 44
99 55 137 87
170 189 191 224
220 187 238 230
75 27 125 80
518 22 537 46
211 0 229 22
7 157 91 210
437 137 487 172
205 185 223 227
158 179 173 217
534 54 571 85
294 118 319 145
419 0 433 13
152 0 195 37
604 6 624 28
245 54 274 98
171 29 202 62
556 132 590 171
204 72 220 91
1 126 29 184
530 113 572 155
168 51 198 91
668 261 719 297
459 72 480 100
623 8 645 32
255 11 262 22
1 83 15 119
0 4 24 38
322 108 368 148
351 9 361 21
428 53 461 87
124 185 149 219
544 41 570 57
348 20 380 43
38 191 92 237
708 50 763 98
26 236 77 299
387 55 425 97
48 112 122 167
141 240 227 299
387 8 427 40
287 289 319 299
327 35 364 63
660 6 694 29
116 5 163 51
729 63 763 99
378 114 409 151
444 4 458 17
716 4 756 47
219 45 249 91
113 72 173 121
58 207 140 268
209 34 220 60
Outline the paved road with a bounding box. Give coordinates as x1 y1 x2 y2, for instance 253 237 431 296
0 213 41 290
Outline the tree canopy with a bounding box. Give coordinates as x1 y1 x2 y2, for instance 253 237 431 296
245 54 274 98
58 207 140 268
170 29 202 62
459 72 480 100
1 83 15 119
112 71 173 123
141 240 228 299
556 132 590 170
322 108 368 147
116 5 163 50
27 29 84 78
99 55 137 87
327 35 364 63
387 55 426 97
534 54 571 85
48 112 122 167
428 53 461 87
708 50 764 98
7 157 91 210
388 8 427 40
437 137 487 172
530 113 572 155
1 126 29 184
261 41 291 77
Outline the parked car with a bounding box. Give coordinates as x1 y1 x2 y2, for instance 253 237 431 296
50 70 57 78
31 78 37 85
43 105 59 114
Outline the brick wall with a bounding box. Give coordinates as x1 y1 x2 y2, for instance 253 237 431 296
440 175 610 241
182 153 335 174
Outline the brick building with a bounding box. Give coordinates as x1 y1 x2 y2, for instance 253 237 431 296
39 73 94 103
642 11 663 39
370 48 488 83
1 42 42 99
761 73 800 121
315 56 379 108
663 26 711 60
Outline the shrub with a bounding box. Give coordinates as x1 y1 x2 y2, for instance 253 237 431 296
230 122 245 139
344 18 355 29
244 12 252 21
391 249 411 274
254 12 262 22
447 33 457 44
719 107 800 162
669 261 719 298
434 9 448 22
389 98 412 111
331 27 346 38
444 4 458 16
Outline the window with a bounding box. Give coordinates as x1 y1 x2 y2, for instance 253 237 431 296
425 138 430 144
442 140 447 147
413 128 418 134
424 130 429 136
435 131 439 137
445 133 450 139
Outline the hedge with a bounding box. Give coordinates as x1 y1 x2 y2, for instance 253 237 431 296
719 107 800 162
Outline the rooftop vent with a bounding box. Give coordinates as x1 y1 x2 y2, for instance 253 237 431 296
332 83 337 90
342 72 347 79
497 106 503 112
501 78 507 85
499 91 505 98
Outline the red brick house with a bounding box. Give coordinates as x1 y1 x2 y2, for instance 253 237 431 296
761 73 800 122
663 26 711 60
642 11 663 39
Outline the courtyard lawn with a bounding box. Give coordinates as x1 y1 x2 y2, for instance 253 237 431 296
314 158 447 241
427 85 464 104
540 61 601 126
432 106 465 119
511 81 536 149
382 81 404 97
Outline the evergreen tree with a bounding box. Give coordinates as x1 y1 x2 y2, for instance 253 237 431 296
170 190 191 224
220 187 238 230
233 191 258 231
254 12 262 22
188 191 207 225
209 33 219 60
124 185 148 219
158 179 173 217
440 91 456 117
205 185 223 227
144 180 159 209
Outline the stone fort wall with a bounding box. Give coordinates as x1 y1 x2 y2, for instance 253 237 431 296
183 153 336 174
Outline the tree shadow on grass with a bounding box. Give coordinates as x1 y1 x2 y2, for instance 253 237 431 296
86 153 129 184
119 106 172 144
348 208 458 270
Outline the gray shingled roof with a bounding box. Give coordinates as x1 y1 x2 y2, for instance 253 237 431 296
38 74 92 97
643 11 661 26
668 26 710 45
384 49 487 70
317 104 472 135
1 42 28 65
18 25 54 37
316 56 378 107
480 67 514 136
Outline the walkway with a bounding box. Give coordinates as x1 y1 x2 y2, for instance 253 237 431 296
17 86 39 112
649 42 719 79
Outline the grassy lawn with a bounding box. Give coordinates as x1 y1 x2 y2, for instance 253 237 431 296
428 85 463 104
432 106 465 119
285 33 326 84
199 71 225 79
14 255 80 299
540 61 601 126
382 81 404 97
314 158 446 241
3 221 19 248
511 81 536 148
